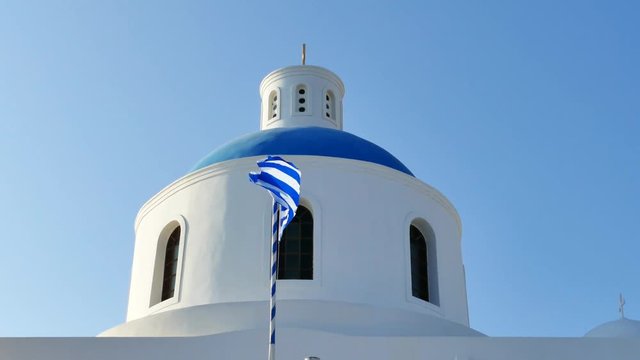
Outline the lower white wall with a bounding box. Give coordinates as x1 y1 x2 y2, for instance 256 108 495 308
102 300 483 337
1 330 638 360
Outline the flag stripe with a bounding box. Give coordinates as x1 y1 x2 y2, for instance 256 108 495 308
255 171 300 205
249 178 298 217
260 166 300 193
257 157 301 177
258 161 301 185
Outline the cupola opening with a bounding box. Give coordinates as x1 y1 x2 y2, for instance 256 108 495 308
324 90 335 120
295 84 308 114
268 89 280 120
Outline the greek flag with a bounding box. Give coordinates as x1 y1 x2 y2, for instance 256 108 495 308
249 155 302 232
249 155 301 360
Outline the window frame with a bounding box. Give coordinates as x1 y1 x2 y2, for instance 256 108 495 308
410 224 429 301
404 216 440 308
276 197 323 289
149 215 187 311
277 205 314 280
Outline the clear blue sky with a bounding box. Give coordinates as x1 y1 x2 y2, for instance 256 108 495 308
0 0 638 337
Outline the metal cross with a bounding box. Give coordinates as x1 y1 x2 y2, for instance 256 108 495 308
302 43 306 65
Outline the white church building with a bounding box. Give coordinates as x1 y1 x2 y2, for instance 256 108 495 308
1 63 638 359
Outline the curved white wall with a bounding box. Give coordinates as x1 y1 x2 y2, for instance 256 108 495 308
124 155 469 333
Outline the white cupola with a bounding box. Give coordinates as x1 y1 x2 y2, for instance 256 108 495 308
259 65 345 130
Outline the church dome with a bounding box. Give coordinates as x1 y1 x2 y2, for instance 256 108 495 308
116 61 472 337
191 126 414 176
584 318 640 338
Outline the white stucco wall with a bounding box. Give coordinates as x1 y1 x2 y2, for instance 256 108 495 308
2 330 639 360
122 155 469 335
102 300 482 337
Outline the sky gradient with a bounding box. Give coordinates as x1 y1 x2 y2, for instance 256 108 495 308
0 0 638 337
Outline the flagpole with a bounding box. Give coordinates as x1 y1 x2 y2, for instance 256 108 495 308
269 202 280 360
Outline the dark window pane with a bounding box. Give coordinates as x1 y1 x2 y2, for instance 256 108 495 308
301 221 313 234
278 206 313 280
161 226 181 301
286 254 299 268
286 225 301 239
410 225 429 302
301 238 312 253
301 268 312 279
287 237 300 252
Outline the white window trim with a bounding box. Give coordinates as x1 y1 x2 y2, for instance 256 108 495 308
276 194 323 290
149 215 188 312
403 213 441 312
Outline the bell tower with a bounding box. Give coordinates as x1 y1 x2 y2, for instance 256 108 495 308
259 64 345 131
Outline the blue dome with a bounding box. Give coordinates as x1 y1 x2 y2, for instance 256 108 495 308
191 127 413 176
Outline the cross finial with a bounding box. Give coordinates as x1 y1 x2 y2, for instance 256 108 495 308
619 293 626 318
302 43 306 65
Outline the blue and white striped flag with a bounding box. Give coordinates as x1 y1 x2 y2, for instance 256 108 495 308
249 155 302 234
249 155 301 360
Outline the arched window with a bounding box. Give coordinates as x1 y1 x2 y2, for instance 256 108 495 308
324 90 335 120
268 90 279 119
150 219 186 308
161 226 181 301
278 205 313 279
294 84 308 114
410 224 429 302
